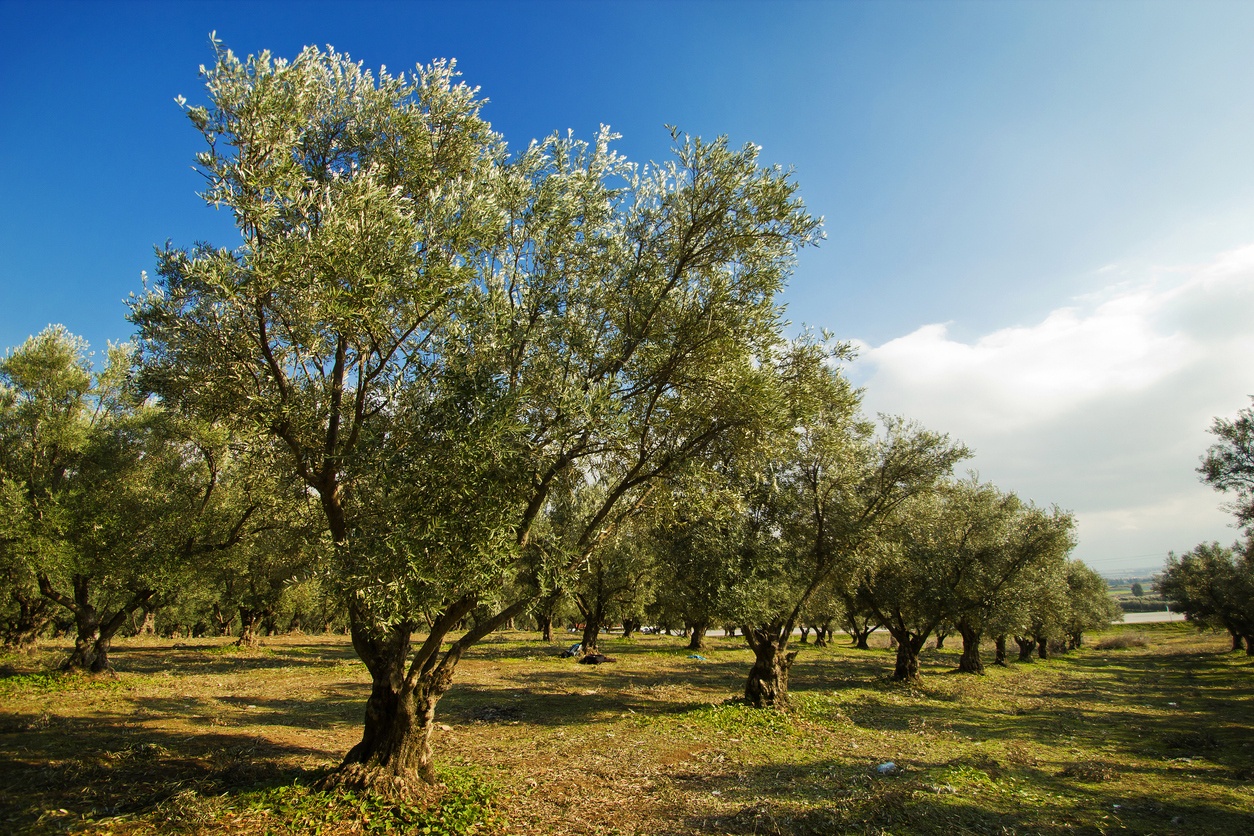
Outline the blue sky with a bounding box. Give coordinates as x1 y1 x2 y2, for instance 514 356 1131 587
3 0 1253 575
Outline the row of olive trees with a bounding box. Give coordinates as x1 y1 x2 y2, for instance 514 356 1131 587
0 40 1114 794
1155 398 1254 653
551 342 1115 707
0 327 324 669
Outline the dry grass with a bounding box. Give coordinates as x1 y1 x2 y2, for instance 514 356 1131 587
0 622 1250 835
1095 632 1150 650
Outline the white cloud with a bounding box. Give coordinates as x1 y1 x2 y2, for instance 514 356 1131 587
849 244 1254 574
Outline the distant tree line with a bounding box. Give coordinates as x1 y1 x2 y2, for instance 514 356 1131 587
0 40 1120 794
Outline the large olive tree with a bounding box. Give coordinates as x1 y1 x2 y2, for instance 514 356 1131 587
131 42 819 792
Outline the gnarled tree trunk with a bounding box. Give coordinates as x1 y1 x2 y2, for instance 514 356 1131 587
538 612 554 642
956 619 984 674
892 632 928 681
336 619 436 790
1014 635 1035 662
850 624 875 649
39 574 152 673
743 625 796 708
993 634 1008 666
237 607 268 647
687 621 708 651
328 595 531 794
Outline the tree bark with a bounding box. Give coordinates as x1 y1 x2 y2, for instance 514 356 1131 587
237 607 266 647
993 635 1008 666
1036 635 1049 660
956 620 984 674
892 633 928 681
851 625 874 649
687 621 708 651
39 574 152 672
538 612 554 642
1014 635 1035 662
798 626 810 644
211 603 233 636
336 618 436 790
577 596 605 654
1230 631 1244 652
580 618 600 654
743 628 796 709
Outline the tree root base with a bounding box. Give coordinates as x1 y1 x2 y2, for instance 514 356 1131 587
314 763 443 804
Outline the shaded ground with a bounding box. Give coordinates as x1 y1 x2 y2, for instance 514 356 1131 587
0 623 1249 834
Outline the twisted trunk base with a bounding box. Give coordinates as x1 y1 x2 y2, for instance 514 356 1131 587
957 622 984 674
743 627 797 708
320 620 447 795
687 622 708 651
892 633 928 681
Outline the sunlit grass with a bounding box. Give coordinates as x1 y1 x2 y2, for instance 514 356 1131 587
0 623 1249 834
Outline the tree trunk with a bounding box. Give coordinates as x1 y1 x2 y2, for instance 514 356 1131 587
892 633 928 681
798 626 810 644
957 621 984 674
334 619 437 791
743 629 796 709
538 612 554 642
1015 635 1035 661
580 618 600 654
851 625 873 649
2 591 51 647
993 635 1007 666
622 618 639 638
211 603 233 636
934 632 947 649
237 607 265 647
1230 631 1244 652
1245 636 1254 656
687 621 708 651
1036 635 1049 660
40 574 151 672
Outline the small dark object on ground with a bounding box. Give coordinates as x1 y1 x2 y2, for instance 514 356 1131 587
579 653 615 665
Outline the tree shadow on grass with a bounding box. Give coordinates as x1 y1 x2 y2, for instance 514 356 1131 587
0 709 333 834
666 754 1251 835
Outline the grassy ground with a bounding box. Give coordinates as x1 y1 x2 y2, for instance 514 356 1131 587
0 623 1250 835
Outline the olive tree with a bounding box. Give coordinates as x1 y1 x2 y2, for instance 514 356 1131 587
1156 541 1254 653
1061 559 1121 649
723 344 968 705
131 42 819 792
1200 398 1254 530
948 487 1075 674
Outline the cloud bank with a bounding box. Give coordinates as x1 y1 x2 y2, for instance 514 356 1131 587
849 245 1254 575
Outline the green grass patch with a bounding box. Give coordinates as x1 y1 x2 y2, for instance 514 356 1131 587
0 627 1250 835
228 767 501 835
